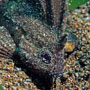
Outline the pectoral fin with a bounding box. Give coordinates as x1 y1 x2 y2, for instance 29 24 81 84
0 26 16 59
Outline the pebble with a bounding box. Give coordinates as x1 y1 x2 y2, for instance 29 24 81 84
0 80 2 84
65 42 75 52
0 58 39 90
15 67 22 71
24 82 28 85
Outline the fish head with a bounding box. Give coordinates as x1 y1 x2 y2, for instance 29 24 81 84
19 17 67 77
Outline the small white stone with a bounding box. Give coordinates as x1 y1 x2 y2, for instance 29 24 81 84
0 80 2 84
12 86 17 90
75 73 79 77
24 82 28 85
26 79 31 82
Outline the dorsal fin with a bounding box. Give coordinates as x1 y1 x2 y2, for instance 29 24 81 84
39 0 53 25
51 0 66 28
39 0 67 32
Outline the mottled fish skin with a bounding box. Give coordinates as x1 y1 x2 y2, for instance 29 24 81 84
0 0 68 77
20 17 64 76
11 15 64 76
0 0 9 6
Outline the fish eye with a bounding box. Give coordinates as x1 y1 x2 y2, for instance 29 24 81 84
41 53 51 63
38 50 52 64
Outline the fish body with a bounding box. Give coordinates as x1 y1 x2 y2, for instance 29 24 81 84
0 0 9 6
0 0 68 77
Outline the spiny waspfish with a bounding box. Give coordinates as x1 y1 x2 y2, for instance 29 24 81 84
0 0 68 80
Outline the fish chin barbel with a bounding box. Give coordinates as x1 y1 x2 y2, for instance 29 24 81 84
0 0 68 77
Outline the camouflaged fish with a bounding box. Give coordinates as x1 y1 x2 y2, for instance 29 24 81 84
0 0 68 77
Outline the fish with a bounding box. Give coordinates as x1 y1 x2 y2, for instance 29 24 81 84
0 0 68 78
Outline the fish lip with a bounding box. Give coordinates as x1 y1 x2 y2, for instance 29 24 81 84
49 62 64 77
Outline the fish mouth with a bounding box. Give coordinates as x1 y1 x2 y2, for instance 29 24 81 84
50 62 64 77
